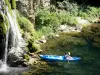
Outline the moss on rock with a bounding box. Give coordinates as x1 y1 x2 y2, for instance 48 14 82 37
5 0 16 9
27 39 41 53
4 0 11 10
17 11 41 53
24 54 30 61
0 12 8 36
11 0 16 9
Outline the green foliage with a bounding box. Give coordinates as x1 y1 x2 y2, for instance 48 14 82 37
67 17 78 26
57 0 79 16
11 0 16 9
78 11 89 19
17 10 36 39
57 0 100 20
87 7 100 18
36 26 53 38
24 54 30 61
35 7 79 37
0 23 6 35
36 8 60 29
17 16 39 41
78 6 100 21
18 16 34 33
36 4 100 38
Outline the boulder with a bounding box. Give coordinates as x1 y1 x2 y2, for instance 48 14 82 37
28 58 38 65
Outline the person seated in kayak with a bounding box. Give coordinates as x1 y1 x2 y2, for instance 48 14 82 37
64 52 69 59
64 52 73 60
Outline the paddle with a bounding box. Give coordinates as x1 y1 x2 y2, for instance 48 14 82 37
68 52 71 64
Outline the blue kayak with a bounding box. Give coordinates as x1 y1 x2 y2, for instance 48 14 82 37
39 55 81 61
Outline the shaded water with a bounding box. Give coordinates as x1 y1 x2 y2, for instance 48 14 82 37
41 33 100 75
24 33 100 75
3 30 9 63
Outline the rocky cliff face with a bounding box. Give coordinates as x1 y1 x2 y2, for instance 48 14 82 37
16 0 35 24
16 0 51 24
16 0 44 24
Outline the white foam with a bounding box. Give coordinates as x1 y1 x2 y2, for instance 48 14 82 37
0 64 9 73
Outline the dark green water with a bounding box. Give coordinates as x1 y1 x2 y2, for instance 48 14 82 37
22 33 100 75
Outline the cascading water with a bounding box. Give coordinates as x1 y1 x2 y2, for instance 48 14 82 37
6 8 26 68
0 28 9 73
0 0 26 73
7 9 25 57
0 0 9 72
3 28 9 63
0 25 9 73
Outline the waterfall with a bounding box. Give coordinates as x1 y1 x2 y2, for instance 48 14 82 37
3 30 9 63
0 0 27 73
7 9 25 57
0 31 9 73
0 1 9 72
0 17 9 73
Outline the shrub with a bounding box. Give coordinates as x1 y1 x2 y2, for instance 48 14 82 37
67 17 78 26
36 8 60 29
36 26 53 38
57 0 100 21
35 8 78 33
57 0 79 16
78 11 89 19
18 16 34 33
87 7 100 18
78 6 100 20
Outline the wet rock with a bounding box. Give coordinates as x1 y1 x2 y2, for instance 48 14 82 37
28 58 39 65
29 53 39 58
58 25 67 32
7 47 26 67
76 17 90 25
58 24 83 33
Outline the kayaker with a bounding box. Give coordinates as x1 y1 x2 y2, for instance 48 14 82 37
64 52 69 59
64 52 73 60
